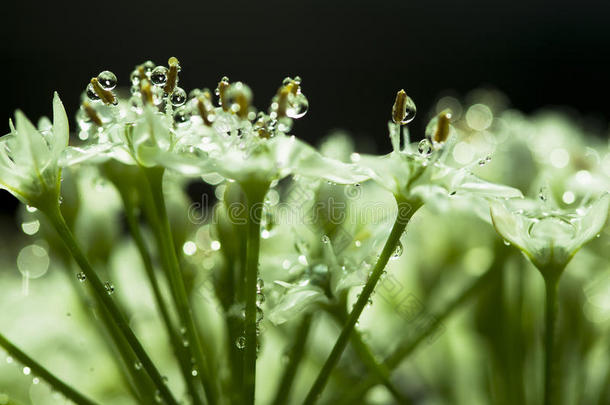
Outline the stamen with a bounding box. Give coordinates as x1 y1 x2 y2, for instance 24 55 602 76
196 90 214 126
392 89 416 125
141 79 154 105
433 110 452 144
216 77 230 111
164 56 180 94
90 78 116 105
82 102 103 126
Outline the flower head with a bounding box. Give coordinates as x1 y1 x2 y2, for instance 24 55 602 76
0 93 68 207
358 95 522 215
490 193 610 279
61 59 368 190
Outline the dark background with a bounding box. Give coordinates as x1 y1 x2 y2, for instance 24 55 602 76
1 0 609 216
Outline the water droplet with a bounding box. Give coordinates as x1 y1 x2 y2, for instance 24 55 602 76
367 298 373 307
528 216 576 241
170 87 187 107
503 240 511 246
286 93 309 119
210 240 221 251
539 186 548 202
23 367 31 376
134 361 142 370
97 71 117 91
257 278 264 292
418 139 432 156
104 281 115 295
256 307 264 322
155 390 162 403
130 69 141 85
391 241 403 259
76 272 86 282
32 377 40 384
321 235 330 244
401 95 417 124
191 369 198 377
235 336 246 349
26 205 37 213
86 84 100 101
142 61 156 76
150 66 168 86
6 356 13 364
173 107 191 125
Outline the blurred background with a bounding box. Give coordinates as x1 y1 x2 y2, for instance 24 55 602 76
1 0 609 213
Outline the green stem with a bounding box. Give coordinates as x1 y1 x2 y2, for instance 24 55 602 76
42 203 178 405
303 199 415 405
543 277 559 405
0 332 100 405
329 305 411 404
272 314 313 405
122 193 204 405
336 261 500 405
243 184 269 405
143 167 217 405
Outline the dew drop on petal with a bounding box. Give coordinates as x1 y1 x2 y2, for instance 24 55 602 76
173 107 191 125
23 367 31 376
418 139 432 156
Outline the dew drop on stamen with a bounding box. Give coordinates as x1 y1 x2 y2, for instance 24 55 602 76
170 87 187 106
286 93 309 119
86 84 100 101
151 66 168 86
97 71 117 91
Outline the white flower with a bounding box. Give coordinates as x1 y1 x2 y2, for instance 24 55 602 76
0 93 68 206
358 113 523 214
490 193 610 277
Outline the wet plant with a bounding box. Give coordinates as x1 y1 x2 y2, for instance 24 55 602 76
0 58 608 405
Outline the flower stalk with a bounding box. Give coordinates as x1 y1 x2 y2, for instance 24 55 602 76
243 182 271 405
303 198 416 404
0 332 100 405
40 201 178 405
142 167 218 405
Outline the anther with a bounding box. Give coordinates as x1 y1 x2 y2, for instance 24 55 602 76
216 76 230 111
433 110 452 144
82 102 103 126
141 79 154 105
196 90 215 126
90 78 117 105
164 56 181 94
392 89 416 125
